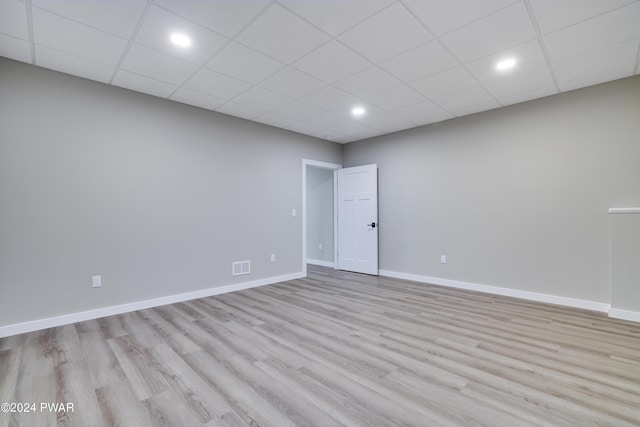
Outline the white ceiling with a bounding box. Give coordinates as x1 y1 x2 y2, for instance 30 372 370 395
1 0 639 143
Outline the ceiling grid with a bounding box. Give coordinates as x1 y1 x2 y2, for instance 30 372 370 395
1 0 638 143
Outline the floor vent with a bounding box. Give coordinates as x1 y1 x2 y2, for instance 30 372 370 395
232 260 250 276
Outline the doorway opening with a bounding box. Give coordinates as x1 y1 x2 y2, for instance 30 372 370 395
302 159 341 276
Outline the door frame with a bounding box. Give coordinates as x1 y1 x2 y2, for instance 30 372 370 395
302 159 342 277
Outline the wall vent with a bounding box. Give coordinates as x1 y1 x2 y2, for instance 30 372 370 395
232 260 250 276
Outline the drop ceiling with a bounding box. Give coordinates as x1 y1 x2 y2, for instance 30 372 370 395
1 0 639 143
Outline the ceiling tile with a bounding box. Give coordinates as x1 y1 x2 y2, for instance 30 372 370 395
292 41 371 84
273 101 324 121
304 112 350 129
300 86 360 111
284 122 323 136
184 68 251 99
155 0 272 38
433 84 495 111
412 67 478 99
259 67 326 99
466 40 548 84
35 45 114 83
553 38 638 83
113 70 178 98
440 2 536 62
334 66 402 99
333 121 382 139
32 8 127 66
394 100 454 125
236 4 329 64
135 6 228 66
380 41 460 83
121 44 198 85
216 101 265 120
0 0 28 40
497 85 558 106
403 0 516 36
360 112 415 133
368 85 425 110
32 0 147 39
0 34 31 63
233 87 292 111
170 88 226 110
337 101 384 117
559 66 636 92
419 114 456 126
339 3 433 63
529 0 636 35
449 99 500 116
206 42 284 84
543 2 640 62
483 66 555 99
253 112 297 129
278 0 394 36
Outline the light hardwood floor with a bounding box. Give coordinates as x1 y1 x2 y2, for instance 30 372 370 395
1 265 639 426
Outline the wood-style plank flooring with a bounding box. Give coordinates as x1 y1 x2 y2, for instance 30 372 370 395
1 265 639 426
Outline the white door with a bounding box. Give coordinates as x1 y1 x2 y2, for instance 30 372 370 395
336 164 378 275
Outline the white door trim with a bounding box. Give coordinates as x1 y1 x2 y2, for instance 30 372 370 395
302 159 342 277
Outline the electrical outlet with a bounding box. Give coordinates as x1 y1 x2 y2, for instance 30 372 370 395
291 209 297 217
440 255 447 264
92 275 102 288
319 243 323 250
270 254 276 263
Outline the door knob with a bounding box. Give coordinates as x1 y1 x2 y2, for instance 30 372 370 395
368 222 376 228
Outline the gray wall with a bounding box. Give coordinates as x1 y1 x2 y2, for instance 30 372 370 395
306 166 334 263
2 55 639 329
344 76 640 304
0 58 342 327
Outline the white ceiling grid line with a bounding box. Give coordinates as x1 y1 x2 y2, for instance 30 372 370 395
162 0 276 109
1 0 639 143
108 0 154 85
400 0 520 37
523 0 561 92
25 0 35 63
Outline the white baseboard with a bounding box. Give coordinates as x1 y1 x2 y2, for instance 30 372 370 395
379 269 611 313
608 308 640 322
5 269 634 338
0 272 304 338
307 259 335 268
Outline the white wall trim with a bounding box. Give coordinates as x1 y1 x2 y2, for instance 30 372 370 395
609 207 640 214
608 308 640 322
379 269 611 313
306 259 335 268
0 272 304 338
4 269 636 338
333 169 338 270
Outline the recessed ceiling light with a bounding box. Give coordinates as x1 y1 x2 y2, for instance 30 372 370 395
351 107 365 117
496 58 516 70
171 33 191 47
